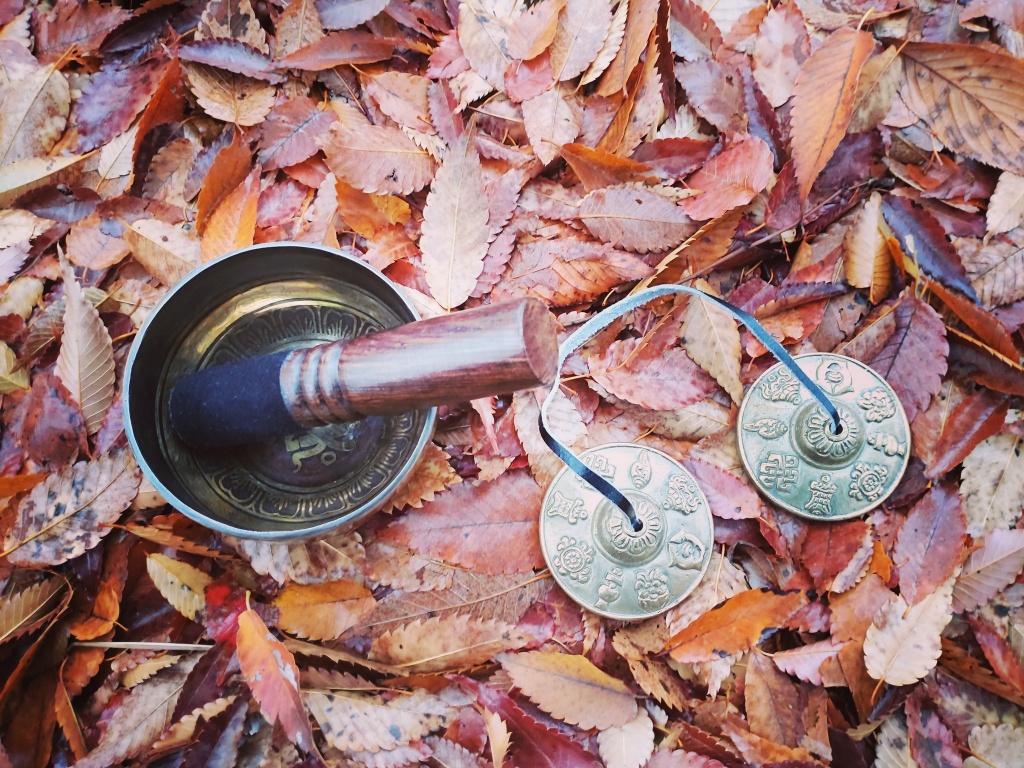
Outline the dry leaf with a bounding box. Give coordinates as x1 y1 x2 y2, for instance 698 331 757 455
964 723 1024 768
752 2 808 108
901 43 1024 175
228 530 365 584
4 450 140 567
681 280 743 403
200 166 261 261
457 0 514 91
579 185 696 253
892 483 966 605
987 172 1024 237
0 577 67 645
370 614 530 672
597 710 656 768
0 64 70 166
582 0 628 87
522 85 583 165
274 580 375 641
304 689 452 753
844 191 893 304
497 650 638 730
953 528 1024 613
146 554 213 622
382 443 461 513
483 708 511 768
679 135 774 221
420 133 490 309
0 155 85 208
959 433 1024 536
321 122 434 195
236 607 316 753
181 61 275 126
0 342 28 394
55 264 114 435
873 713 917 768
863 577 954 686
790 28 873 201
123 219 201 287
317 0 388 30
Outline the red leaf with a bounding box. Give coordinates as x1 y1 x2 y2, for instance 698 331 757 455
257 96 336 171
679 135 774 220
796 518 870 590
278 30 395 70
893 483 967 605
906 692 963 768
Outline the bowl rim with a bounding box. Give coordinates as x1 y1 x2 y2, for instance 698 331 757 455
123 242 437 541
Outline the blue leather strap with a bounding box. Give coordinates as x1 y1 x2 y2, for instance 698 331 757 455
539 285 842 530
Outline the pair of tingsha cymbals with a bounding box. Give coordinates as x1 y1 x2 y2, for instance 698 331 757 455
539 348 910 621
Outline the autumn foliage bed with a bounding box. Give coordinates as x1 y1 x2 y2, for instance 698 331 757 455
4 0 1024 766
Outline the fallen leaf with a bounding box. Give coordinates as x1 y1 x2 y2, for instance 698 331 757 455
681 280 743 403
236 607 316 753
3 449 140 567
679 134 774 220
274 580 375 641
55 263 114 435
228 530 365 585
370 614 530 672
844 191 894 304
550 0 611 82
987 172 1024 237
0 62 70 166
379 470 545 574
123 219 202 286
873 713 916 768
181 61 275 127
0 341 28 393
579 185 696 253
314 0 388 30
959 433 1024 536
667 589 807 663
964 723 1024 768
901 42 1024 175
199 165 261 261
0 577 67 645
893 483 967 605
304 688 452 753
483 708 511 768
320 122 434 195
420 133 490 309
864 577 954 686
522 85 583 165
457 0 513 90
382 442 461 513
597 710 655 768
277 30 395 69
952 528 1024 613
146 553 213 622
752 2 809 108
790 28 873 201
497 650 638 730
598 0 659 97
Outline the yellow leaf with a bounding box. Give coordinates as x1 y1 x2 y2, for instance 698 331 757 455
844 192 894 304
151 695 238 751
369 614 530 673
483 708 511 768
0 155 85 208
274 580 375 641
199 166 261 262
681 279 743 404
56 263 115 434
987 172 1024 238
146 554 213 622
420 133 490 309
497 650 638 730
863 577 954 686
597 710 655 768
0 342 28 394
791 28 874 202
0 576 67 645
181 61 275 126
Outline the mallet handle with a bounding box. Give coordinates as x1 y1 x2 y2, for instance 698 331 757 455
169 298 557 448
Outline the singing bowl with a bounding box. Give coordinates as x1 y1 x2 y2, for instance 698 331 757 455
123 243 436 540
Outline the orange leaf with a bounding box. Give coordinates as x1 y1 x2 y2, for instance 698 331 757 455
679 135 774 221
274 580 375 641
667 589 808 663
236 607 317 754
199 165 261 261
790 28 873 202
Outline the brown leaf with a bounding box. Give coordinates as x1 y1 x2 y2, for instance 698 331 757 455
550 0 611 82
844 191 894 304
498 650 638 730
960 433 1024 536
74 657 199 768
667 589 808 663
181 61 275 127
196 128 252 232
919 387 1008 480
320 122 434 195
579 185 696 253
864 577 954 686
457 0 513 90
236 607 316 753
123 218 202 286
508 0 565 60
681 280 743 403
0 577 67 645
0 155 85 208
893 483 967 605
274 0 323 56
304 689 452 753
276 29 395 69
228 530 365 585
274 580 375 641
369 614 530 672
987 172 1024 237
0 59 70 166
745 651 803 747
561 144 659 192
146 553 213 622
679 134 774 221
3 449 140 567
597 0 659 96
522 84 583 165
420 133 490 309
199 165 261 261
901 42 1024 174
379 470 545 574
55 263 114 435
953 529 1024 613
790 28 873 201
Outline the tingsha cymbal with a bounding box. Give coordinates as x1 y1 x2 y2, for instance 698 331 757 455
540 443 714 620
737 353 910 521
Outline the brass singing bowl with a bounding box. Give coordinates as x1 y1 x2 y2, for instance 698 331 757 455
123 243 436 540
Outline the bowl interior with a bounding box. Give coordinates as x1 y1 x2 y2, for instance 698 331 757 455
124 244 435 539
